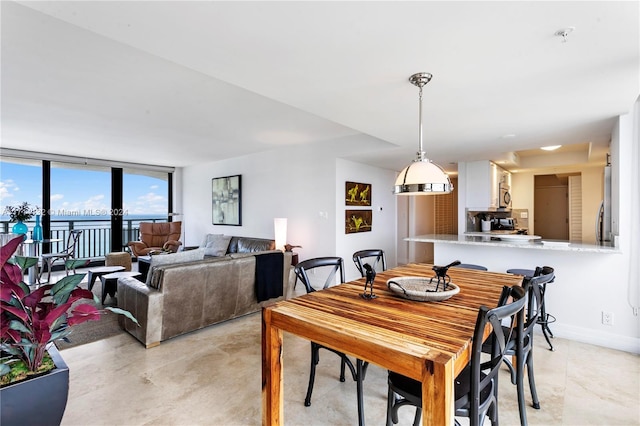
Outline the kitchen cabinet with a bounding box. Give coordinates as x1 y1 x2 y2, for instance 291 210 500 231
463 160 510 210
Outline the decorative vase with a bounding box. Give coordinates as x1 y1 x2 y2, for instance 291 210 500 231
11 221 28 237
32 215 43 241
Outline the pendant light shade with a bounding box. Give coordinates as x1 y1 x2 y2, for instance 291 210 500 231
393 72 453 196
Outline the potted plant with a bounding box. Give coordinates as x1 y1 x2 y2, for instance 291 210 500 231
3 202 38 236
0 235 138 425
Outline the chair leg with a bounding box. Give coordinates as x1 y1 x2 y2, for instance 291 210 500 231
305 342 320 406
516 355 528 426
412 407 422 426
386 387 396 426
356 359 365 426
527 351 540 410
539 319 554 351
340 357 346 382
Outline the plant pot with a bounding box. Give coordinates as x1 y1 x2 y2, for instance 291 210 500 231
1 344 69 426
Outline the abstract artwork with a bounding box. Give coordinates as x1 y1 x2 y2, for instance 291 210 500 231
345 181 372 206
212 175 242 226
345 209 372 234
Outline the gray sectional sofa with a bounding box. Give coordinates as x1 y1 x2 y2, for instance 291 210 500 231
117 236 293 348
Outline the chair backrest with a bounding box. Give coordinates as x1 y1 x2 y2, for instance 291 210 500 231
452 263 488 271
468 284 527 422
64 230 83 256
294 257 345 293
522 266 555 332
352 249 387 277
139 222 182 247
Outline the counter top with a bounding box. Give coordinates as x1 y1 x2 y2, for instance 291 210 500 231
405 234 621 253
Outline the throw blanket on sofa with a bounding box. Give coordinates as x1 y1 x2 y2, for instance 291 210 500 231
255 252 284 302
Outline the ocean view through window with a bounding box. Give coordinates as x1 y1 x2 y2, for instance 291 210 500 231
1 156 171 259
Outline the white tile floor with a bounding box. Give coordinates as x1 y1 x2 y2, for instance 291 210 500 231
56 271 640 426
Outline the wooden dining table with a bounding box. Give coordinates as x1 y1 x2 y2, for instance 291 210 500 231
261 263 523 426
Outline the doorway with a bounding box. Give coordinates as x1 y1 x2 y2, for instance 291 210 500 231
534 174 570 240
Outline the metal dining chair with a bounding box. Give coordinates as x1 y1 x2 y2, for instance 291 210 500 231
387 284 527 426
352 249 387 277
38 230 83 283
294 257 368 426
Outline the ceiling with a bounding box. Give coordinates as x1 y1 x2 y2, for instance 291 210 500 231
2 1 638 174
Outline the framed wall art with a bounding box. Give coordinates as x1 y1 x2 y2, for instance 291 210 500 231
212 175 242 226
345 181 371 206
345 209 372 234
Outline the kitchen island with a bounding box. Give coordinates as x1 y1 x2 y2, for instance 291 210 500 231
404 234 635 354
407 233 620 254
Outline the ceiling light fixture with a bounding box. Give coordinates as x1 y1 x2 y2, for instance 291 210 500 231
393 73 453 196
541 145 562 151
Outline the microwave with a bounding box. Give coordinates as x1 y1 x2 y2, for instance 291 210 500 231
499 182 512 208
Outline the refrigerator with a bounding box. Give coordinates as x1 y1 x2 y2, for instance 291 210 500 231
596 164 612 243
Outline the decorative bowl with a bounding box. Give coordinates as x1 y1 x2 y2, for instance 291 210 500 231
387 276 460 302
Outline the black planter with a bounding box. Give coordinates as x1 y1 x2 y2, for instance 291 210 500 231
1 344 69 426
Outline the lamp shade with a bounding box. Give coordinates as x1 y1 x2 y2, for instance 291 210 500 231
393 159 454 195
274 218 287 251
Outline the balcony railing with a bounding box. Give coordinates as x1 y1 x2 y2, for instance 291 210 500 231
1 217 168 259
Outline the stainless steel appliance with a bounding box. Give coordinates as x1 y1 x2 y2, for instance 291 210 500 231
498 182 512 208
493 217 516 230
596 163 612 243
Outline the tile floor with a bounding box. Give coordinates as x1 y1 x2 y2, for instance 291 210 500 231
56 275 639 426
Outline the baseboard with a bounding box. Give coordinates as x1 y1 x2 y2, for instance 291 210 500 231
544 323 640 354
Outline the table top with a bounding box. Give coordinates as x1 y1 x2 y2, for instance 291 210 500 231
102 271 141 279
22 238 63 244
89 266 126 274
268 263 522 378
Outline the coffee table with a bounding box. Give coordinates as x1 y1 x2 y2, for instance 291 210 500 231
100 271 142 304
87 266 126 291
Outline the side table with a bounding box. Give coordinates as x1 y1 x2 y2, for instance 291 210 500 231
100 271 142 305
87 266 126 291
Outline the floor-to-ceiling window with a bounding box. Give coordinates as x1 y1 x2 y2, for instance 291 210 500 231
0 156 43 234
49 161 111 258
122 168 169 246
0 150 174 259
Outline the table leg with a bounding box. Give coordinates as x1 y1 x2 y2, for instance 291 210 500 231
421 358 454 426
262 308 283 426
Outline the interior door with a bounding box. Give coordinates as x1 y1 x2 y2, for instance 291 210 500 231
534 176 569 240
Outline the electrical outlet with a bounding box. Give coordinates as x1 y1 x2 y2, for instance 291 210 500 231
602 311 614 326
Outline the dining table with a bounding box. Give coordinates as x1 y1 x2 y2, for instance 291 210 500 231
261 262 523 426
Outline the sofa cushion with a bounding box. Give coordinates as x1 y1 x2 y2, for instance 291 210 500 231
236 237 275 253
146 248 205 286
203 234 232 257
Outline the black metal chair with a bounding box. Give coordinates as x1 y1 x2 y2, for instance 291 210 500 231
38 230 83 283
507 266 556 350
294 257 368 426
452 263 488 271
352 249 387 277
498 266 556 426
386 284 527 426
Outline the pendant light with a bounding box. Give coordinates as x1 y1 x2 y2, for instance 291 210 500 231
393 72 454 195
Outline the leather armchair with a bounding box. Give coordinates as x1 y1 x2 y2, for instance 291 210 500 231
128 222 182 257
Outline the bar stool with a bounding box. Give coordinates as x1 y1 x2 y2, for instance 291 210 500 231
507 266 556 351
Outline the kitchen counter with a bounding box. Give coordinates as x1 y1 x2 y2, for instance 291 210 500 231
406 234 620 253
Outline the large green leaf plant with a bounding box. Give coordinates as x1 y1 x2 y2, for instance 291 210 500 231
0 235 137 381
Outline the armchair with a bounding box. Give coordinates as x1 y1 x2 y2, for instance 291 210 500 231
128 222 182 257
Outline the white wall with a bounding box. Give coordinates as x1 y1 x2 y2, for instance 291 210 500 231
335 159 397 281
180 135 398 282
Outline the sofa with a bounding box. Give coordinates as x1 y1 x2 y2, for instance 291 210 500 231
117 235 293 348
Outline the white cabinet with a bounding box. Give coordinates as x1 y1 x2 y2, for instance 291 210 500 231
463 161 510 210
